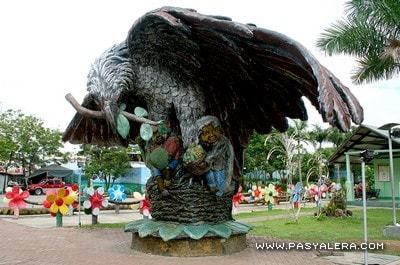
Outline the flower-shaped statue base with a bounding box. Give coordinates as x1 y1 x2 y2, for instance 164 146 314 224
127 220 249 257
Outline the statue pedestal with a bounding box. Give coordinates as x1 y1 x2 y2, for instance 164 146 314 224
124 219 251 257
125 169 250 256
130 232 247 256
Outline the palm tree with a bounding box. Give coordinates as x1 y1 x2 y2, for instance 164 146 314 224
309 124 329 151
316 0 400 84
290 119 310 184
326 127 349 148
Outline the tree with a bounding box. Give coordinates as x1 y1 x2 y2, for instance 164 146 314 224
316 0 400 84
308 124 329 151
245 132 279 171
83 145 131 190
0 109 66 175
326 127 352 148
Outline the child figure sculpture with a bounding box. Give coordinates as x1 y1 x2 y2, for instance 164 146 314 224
148 126 180 197
195 116 234 198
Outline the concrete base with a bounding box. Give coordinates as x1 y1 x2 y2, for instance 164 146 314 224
130 232 247 257
383 225 400 238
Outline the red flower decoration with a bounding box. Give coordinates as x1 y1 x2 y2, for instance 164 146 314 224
83 187 108 215
233 185 244 208
275 187 282 195
5 186 30 209
139 196 151 217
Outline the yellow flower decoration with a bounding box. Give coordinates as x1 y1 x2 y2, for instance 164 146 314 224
46 188 76 215
264 183 278 204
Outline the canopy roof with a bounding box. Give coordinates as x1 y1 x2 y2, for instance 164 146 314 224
26 164 73 180
329 124 400 165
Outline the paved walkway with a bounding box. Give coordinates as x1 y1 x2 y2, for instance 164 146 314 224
0 197 399 264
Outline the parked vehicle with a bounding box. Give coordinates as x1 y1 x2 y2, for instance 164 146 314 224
27 178 75 195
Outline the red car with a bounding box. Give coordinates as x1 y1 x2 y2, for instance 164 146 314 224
27 178 74 195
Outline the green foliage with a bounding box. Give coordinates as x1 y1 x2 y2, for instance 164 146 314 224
365 165 375 188
82 145 131 190
244 120 352 187
244 131 283 179
308 124 329 150
0 109 66 174
326 127 352 148
316 0 400 84
244 132 267 172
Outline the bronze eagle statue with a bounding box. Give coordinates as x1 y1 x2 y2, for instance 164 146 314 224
63 6 363 194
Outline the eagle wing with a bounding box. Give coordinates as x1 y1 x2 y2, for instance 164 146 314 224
125 6 363 175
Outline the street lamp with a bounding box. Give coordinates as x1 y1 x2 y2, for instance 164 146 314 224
360 149 374 265
378 123 400 226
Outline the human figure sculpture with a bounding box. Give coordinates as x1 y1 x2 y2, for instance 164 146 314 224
195 115 233 199
147 126 180 197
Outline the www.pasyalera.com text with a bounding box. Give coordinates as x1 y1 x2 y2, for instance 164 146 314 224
255 242 384 251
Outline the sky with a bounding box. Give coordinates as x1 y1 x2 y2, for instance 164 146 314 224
1 0 399 150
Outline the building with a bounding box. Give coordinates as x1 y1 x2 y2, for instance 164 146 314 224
0 163 26 193
63 160 151 195
329 124 400 203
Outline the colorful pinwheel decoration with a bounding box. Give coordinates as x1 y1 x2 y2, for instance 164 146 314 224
83 187 109 224
232 185 245 214
291 182 303 209
330 182 342 194
134 191 151 219
264 183 278 210
309 183 328 208
251 185 263 201
43 185 78 227
108 184 127 202
66 185 79 215
274 186 282 204
108 184 127 214
4 186 30 219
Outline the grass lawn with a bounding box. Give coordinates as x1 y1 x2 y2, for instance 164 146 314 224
234 208 400 255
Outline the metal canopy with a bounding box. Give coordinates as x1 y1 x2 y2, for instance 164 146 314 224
328 124 400 165
26 164 73 179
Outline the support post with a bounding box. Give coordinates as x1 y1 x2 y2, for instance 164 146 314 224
345 154 354 201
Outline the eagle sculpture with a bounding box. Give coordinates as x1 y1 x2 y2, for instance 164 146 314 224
63 7 363 225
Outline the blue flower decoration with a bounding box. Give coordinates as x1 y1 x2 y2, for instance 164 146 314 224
108 184 127 202
291 182 303 203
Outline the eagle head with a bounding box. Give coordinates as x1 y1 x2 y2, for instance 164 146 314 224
86 43 135 132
